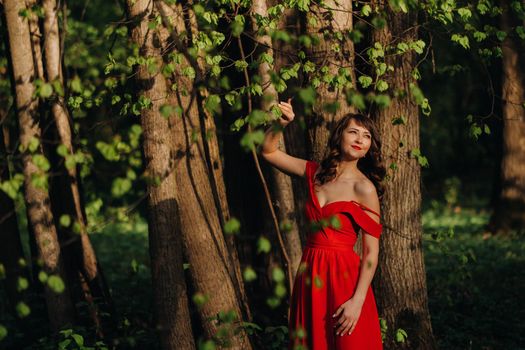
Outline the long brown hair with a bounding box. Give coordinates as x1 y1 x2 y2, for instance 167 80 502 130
314 113 386 199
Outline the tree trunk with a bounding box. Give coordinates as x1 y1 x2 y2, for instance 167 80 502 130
489 0 525 234
304 0 356 161
41 0 114 331
371 5 436 349
126 1 195 348
251 0 303 281
152 7 252 348
3 0 75 331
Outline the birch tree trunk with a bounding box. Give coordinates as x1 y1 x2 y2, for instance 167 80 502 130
3 0 75 331
126 1 195 348
251 0 303 281
371 4 436 348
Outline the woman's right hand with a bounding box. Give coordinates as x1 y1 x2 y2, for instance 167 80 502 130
277 98 295 126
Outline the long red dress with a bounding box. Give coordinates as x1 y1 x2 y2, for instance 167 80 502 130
288 160 383 350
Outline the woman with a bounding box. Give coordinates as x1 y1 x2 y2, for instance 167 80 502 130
261 99 385 349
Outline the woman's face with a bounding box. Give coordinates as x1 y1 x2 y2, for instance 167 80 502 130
340 118 372 159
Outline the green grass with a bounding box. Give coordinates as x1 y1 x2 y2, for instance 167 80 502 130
423 203 525 350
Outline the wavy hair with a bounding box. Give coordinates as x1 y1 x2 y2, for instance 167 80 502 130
314 113 386 199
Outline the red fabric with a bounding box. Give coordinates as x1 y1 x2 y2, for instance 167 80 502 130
288 160 383 349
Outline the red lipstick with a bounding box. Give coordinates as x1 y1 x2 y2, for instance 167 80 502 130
351 145 362 150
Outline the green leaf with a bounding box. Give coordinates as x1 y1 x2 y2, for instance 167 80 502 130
298 86 316 105
395 328 408 342
451 34 470 49
48 275 65 293
266 297 281 308
0 325 7 342
361 4 372 16
56 144 69 157
373 94 391 109
38 271 48 283
496 31 507 42
39 83 53 98
457 7 472 20
71 334 84 346
199 339 216 350
516 26 525 40
347 91 366 110
231 15 245 38
243 266 257 282
240 130 265 151
358 75 373 88
192 292 209 308
376 80 389 92
274 283 287 297
224 218 241 235
296 0 310 12
314 275 324 289
272 267 285 283
33 154 50 171
257 236 271 254
204 95 221 114
59 214 71 227
111 178 132 197
234 60 248 72
28 137 40 153
17 277 29 292
16 302 31 318
469 124 482 140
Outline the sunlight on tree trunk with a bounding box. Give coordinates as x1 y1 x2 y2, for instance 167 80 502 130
126 0 195 348
371 3 436 348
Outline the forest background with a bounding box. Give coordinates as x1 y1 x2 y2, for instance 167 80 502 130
0 0 524 349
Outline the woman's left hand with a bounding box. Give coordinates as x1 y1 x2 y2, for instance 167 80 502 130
332 298 364 336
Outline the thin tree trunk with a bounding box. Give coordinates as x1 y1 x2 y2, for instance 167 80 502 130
3 0 75 331
41 0 114 332
251 0 303 281
371 5 436 349
489 0 525 234
304 0 356 161
126 1 195 348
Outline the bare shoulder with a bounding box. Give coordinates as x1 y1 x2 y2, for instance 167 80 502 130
353 177 380 219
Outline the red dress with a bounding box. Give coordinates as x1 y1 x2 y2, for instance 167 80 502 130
289 160 383 350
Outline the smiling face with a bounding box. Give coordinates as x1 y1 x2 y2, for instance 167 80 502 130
340 118 372 160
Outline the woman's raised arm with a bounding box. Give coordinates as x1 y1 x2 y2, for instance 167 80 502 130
260 99 307 177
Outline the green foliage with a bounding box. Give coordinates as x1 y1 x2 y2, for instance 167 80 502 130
0 325 7 342
395 328 408 343
16 302 31 318
257 236 271 254
47 275 66 294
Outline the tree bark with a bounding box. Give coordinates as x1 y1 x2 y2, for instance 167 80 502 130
251 0 303 281
304 0 356 161
126 1 196 348
3 0 75 331
489 0 525 234
371 5 436 349
41 0 114 331
152 5 252 348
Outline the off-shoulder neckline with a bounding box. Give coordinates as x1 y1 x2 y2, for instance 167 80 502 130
307 160 381 219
